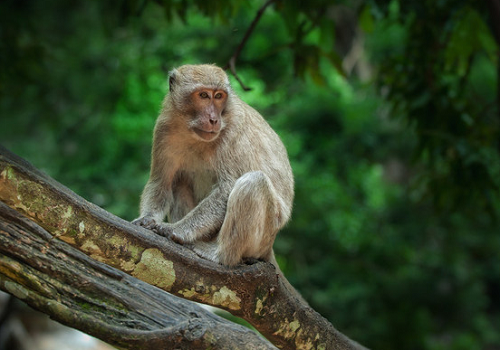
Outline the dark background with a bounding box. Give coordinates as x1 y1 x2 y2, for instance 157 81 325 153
1 0 499 349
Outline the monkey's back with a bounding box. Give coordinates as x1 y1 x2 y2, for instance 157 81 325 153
215 96 294 217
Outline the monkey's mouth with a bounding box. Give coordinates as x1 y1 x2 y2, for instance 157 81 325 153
193 128 219 141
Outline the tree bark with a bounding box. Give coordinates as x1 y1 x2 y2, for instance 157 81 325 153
0 201 275 349
0 145 366 350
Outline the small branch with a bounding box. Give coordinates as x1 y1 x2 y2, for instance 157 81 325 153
224 0 276 91
226 56 252 91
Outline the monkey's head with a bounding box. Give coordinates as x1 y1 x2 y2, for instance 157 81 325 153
168 64 232 142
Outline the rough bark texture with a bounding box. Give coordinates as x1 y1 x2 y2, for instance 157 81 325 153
0 146 366 350
0 201 275 349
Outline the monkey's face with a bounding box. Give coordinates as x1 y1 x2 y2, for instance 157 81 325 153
168 64 232 142
188 89 227 142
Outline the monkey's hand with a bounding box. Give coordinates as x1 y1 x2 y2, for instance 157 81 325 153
152 223 185 245
131 216 157 229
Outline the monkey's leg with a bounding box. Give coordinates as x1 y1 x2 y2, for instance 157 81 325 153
194 171 280 266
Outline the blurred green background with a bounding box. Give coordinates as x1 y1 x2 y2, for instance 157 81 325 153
1 0 499 349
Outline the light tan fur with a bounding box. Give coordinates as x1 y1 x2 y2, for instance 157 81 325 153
133 64 294 267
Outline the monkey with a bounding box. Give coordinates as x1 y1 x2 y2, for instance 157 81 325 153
132 64 294 269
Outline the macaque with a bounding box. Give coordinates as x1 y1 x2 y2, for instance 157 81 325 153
133 64 294 267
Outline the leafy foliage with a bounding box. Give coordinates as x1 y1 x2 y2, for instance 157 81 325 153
370 0 500 215
1 0 499 349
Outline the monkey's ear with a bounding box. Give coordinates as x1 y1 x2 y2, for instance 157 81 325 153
168 69 177 92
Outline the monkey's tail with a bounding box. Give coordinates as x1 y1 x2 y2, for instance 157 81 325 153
269 251 309 306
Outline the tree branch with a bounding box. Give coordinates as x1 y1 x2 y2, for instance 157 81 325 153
223 0 276 91
0 146 366 350
0 202 275 349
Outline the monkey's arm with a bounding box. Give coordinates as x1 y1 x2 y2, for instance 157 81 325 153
153 184 230 243
132 176 174 228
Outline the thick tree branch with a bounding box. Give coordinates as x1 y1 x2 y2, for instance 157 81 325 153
0 202 275 349
0 146 366 350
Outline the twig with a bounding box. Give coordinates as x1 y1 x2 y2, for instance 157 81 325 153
224 0 276 91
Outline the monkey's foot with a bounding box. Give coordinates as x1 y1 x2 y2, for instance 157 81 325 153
131 216 156 229
242 257 261 265
192 241 219 262
152 223 185 245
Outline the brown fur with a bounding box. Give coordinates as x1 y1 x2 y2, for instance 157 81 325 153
133 64 294 266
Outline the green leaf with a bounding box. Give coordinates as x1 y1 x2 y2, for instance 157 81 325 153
445 7 497 75
359 4 375 33
323 51 347 78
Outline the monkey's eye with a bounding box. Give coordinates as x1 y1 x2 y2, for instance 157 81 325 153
199 92 209 99
214 92 224 99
